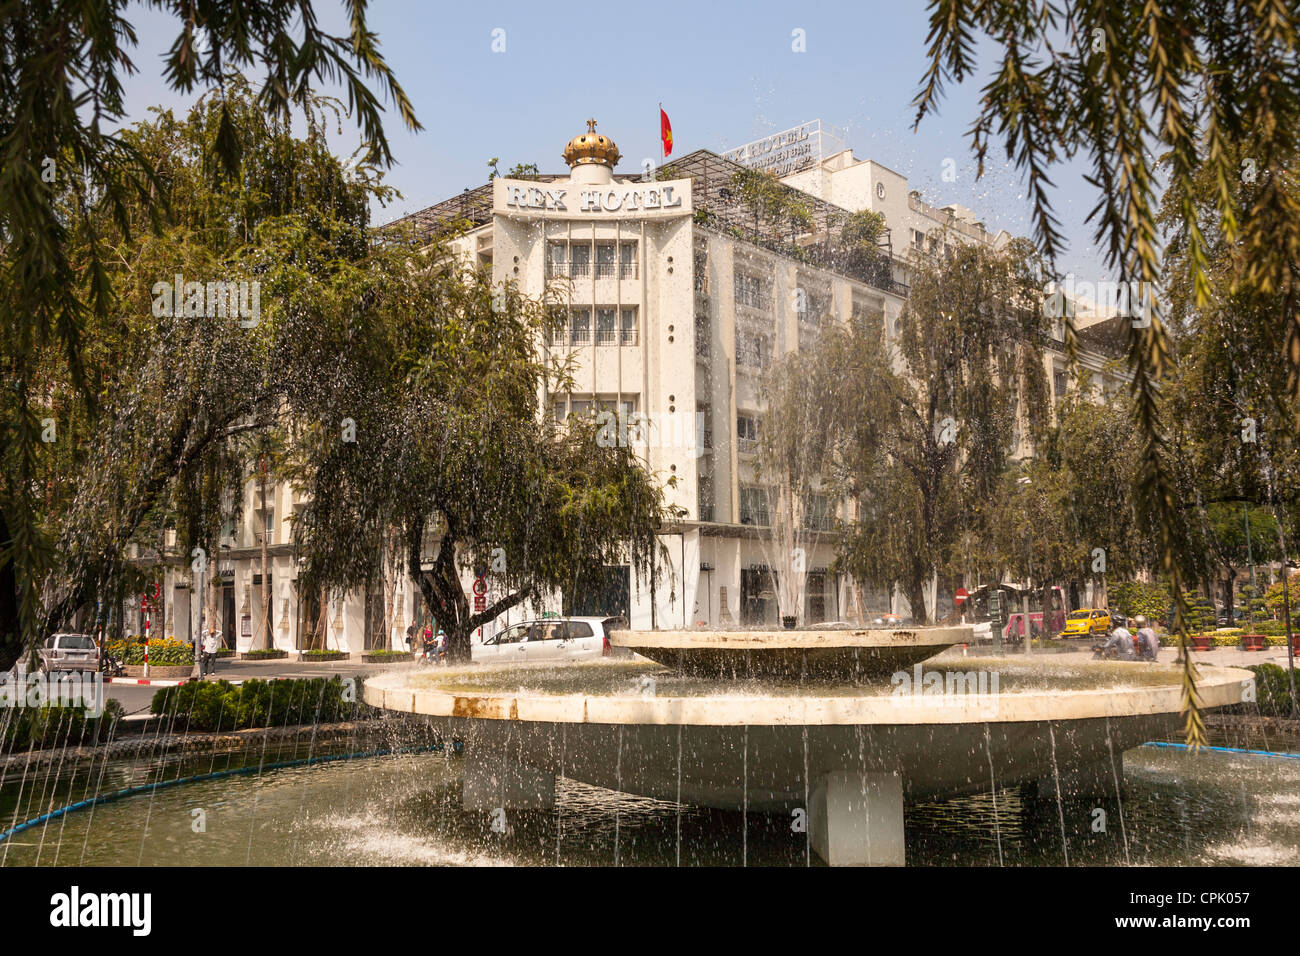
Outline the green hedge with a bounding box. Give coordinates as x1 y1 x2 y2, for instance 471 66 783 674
149 677 366 730
302 650 347 660
0 699 125 751
243 648 287 659
1229 664 1300 719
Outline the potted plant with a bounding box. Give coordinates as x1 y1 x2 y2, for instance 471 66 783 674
1240 633 1268 651
1190 633 1214 651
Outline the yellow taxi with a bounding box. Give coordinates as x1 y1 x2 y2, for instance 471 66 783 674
1060 608 1110 639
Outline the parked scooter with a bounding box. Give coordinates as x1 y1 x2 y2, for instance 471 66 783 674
100 648 125 677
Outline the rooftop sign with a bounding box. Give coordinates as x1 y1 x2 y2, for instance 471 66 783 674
493 178 692 219
721 120 846 177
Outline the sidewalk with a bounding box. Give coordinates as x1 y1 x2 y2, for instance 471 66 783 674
952 641 1297 669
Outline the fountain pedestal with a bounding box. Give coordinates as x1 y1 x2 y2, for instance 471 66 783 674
462 757 556 811
810 772 905 866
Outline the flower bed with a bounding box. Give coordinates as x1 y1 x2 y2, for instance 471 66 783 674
239 649 288 660
106 637 196 666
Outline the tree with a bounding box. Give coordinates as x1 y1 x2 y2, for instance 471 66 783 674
287 254 676 663
911 0 1300 741
755 335 842 624
2 79 401 671
1 2 419 666
799 240 1050 623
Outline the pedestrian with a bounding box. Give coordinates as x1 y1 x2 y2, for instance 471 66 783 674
1134 616 1159 662
406 624 417 652
201 626 220 678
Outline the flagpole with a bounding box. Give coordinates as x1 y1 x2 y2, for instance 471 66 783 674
659 102 664 172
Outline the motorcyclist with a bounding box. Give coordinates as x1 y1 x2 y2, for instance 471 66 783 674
1133 616 1159 661
1100 620 1136 660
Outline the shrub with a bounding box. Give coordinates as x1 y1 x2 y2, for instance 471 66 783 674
243 648 287 659
1242 664 1298 718
302 649 347 660
0 699 125 751
150 676 367 730
361 649 410 659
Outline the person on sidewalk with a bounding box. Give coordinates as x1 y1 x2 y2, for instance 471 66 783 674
201 627 220 678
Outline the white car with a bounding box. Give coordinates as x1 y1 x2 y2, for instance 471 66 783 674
473 617 622 663
39 633 100 673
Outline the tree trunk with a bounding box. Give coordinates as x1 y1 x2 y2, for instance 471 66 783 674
0 511 21 671
1222 566 1236 625
905 575 929 626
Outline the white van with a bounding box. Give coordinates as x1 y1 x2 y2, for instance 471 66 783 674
473 617 622 663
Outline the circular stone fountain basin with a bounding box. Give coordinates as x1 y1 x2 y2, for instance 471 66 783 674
608 625 971 679
365 658 1254 807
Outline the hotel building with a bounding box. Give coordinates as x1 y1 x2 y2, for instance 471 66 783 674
138 120 1128 651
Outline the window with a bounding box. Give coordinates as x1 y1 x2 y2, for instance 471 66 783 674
550 621 594 640
698 403 712 449
698 474 714 522
695 314 710 358
569 307 591 345
596 308 618 344
552 400 565 424
735 330 769 369
1053 367 1068 401
569 244 590 278
739 486 769 526
797 285 829 323
570 399 593 419
803 494 833 531
494 624 527 645
693 251 708 292
734 273 768 309
620 307 638 345
596 243 617 278
619 242 638 278
806 572 827 624
737 415 760 453
547 242 567 277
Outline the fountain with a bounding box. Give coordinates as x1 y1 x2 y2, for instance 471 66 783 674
364 625 1254 865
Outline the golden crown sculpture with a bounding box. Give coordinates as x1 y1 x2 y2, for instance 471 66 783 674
563 118 621 168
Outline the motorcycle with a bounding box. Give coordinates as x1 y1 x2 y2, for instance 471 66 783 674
100 650 125 677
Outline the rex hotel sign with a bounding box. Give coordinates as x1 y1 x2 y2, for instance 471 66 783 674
494 178 692 219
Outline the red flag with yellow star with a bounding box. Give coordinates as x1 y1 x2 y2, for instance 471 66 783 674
660 106 673 158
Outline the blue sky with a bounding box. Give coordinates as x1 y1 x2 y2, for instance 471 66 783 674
117 0 1110 280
